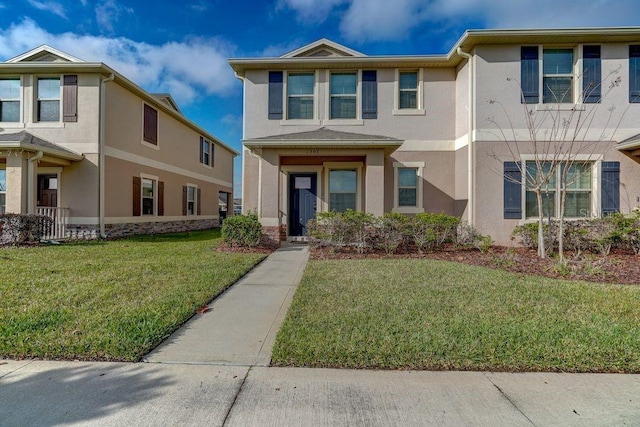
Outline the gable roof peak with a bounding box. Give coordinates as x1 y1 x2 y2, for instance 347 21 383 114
5 45 84 63
281 39 366 58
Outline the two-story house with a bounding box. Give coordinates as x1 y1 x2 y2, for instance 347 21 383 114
0 45 236 239
230 28 640 245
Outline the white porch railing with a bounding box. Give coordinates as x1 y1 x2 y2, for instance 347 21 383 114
36 207 69 240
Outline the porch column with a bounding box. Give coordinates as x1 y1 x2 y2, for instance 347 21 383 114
259 149 281 241
5 152 28 214
365 150 385 216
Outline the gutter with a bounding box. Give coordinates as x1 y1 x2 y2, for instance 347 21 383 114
99 73 115 238
27 151 44 214
457 47 475 226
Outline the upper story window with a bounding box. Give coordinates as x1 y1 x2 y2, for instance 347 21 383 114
629 45 640 103
542 48 574 103
37 77 61 122
399 71 418 109
330 72 357 119
143 104 158 146
200 136 214 166
287 73 314 119
0 78 20 122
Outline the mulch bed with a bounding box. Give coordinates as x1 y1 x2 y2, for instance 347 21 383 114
311 245 640 285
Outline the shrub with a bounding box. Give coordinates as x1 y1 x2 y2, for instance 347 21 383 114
408 213 460 253
373 213 409 255
456 222 492 252
221 213 262 247
307 211 349 248
342 210 375 253
0 214 53 245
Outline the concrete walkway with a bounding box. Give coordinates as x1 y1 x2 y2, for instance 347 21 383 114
144 243 309 366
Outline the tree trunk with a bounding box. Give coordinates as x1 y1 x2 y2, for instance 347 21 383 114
536 189 546 258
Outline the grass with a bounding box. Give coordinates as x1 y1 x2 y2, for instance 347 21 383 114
272 259 640 372
0 230 265 362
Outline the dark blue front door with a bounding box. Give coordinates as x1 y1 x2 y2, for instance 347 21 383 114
289 173 317 236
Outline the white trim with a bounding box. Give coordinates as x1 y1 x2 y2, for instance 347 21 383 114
140 173 158 216
186 183 198 216
393 68 425 115
397 140 454 151
282 70 318 122
326 69 360 121
34 75 62 123
105 146 233 187
392 161 425 214
0 76 23 125
323 161 363 212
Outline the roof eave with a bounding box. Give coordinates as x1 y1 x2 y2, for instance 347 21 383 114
243 139 403 155
0 141 84 161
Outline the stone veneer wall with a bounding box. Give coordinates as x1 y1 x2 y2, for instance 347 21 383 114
66 218 219 239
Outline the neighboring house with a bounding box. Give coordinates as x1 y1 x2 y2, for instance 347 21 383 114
229 28 640 245
0 45 236 239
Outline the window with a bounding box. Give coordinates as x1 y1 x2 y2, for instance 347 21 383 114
37 77 60 121
583 46 601 103
525 161 592 218
629 45 640 103
330 72 357 119
329 169 357 212
399 71 418 109
0 78 20 122
187 186 196 215
543 48 574 103
398 168 418 206
287 73 314 119
142 178 155 215
0 169 6 214
200 137 213 166
143 104 158 145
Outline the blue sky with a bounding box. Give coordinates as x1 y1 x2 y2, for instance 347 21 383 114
2 0 640 196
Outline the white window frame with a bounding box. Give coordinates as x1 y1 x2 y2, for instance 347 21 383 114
140 173 158 216
540 46 577 105
323 162 363 212
393 69 425 115
520 155 601 220
141 103 160 150
0 76 22 124
186 183 197 216
324 70 363 125
35 75 61 123
281 70 320 126
201 137 211 167
393 161 424 214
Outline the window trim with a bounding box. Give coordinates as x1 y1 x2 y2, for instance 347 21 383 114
36 75 62 123
186 183 198 216
325 70 362 123
281 70 320 125
140 173 159 216
541 47 576 104
519 155 602 220
323 162 363 212
0 76 22 124
200 136 212 167
393 69 426 115
393 161 424 214
141 103 159 150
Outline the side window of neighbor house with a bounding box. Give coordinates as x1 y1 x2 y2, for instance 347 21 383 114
37 77 61 121
0 78 20 122
0 169 6 213
629 45 640 103
143 104 158 145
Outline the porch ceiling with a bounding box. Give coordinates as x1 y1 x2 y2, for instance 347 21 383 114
618 133 640 159
0 131 83 162
243 127 403 156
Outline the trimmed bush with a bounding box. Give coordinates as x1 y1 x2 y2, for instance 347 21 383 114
221 213 262 247
456 222 493 252
0 214 53 245
408 212 460 253
373 213 409 255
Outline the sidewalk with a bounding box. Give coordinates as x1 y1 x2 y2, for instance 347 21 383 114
2 360 639 426
144 243 309 366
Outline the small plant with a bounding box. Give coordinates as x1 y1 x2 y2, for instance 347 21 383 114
221 212 263 247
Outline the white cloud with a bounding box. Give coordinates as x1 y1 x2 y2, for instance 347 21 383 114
0 18 238 105
280 0 640 43
26 0 67 19
95 0 133 34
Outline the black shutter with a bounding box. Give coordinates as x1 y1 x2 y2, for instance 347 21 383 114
199 136 204 164
630 46 640 103
521 47 539 104
504 162 522 219
601 161 620 215
583 46 601 103
62 75 78 122
362 70 377 119
182 186 188 216
268 71 283 119
157 181 164 216
197 189 202 215
132 176 141 216
143 104 158 144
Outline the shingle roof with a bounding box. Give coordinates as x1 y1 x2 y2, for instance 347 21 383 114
0 131 83 160
251 127 400 141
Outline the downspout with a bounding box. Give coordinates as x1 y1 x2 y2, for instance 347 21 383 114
234 71 250 216
27 151 44 214
457 47 475 226
99 73 115 238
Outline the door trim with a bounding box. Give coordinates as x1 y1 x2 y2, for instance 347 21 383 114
280 166 322 237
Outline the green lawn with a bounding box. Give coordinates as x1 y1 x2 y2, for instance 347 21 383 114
0 230 265 361
272 259 640 372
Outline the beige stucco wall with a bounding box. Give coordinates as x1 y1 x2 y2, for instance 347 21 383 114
60 154 99 218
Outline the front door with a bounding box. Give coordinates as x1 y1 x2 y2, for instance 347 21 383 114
289 173 317 236
37 174 58 207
